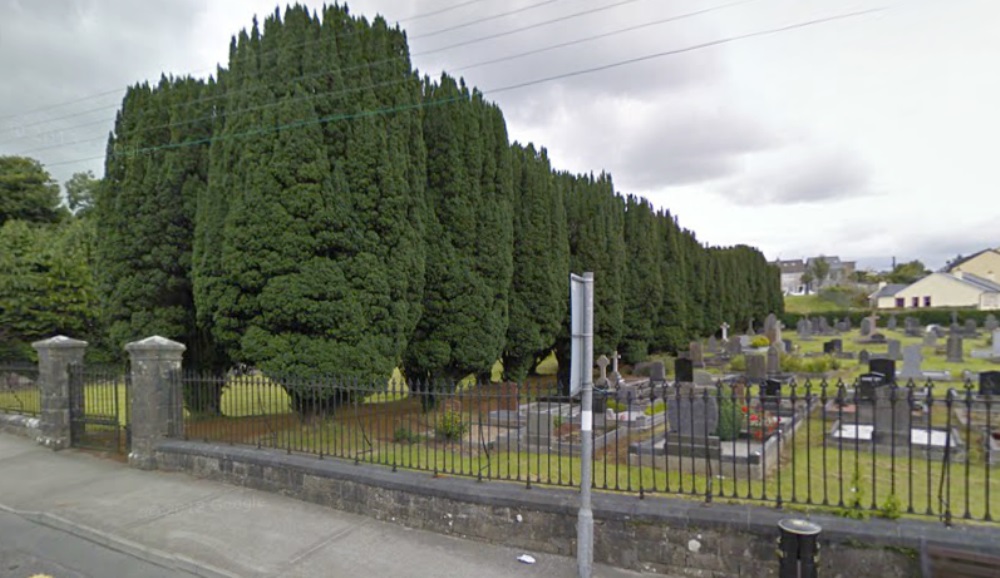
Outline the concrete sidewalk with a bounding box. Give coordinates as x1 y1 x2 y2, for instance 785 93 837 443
0 435 659 578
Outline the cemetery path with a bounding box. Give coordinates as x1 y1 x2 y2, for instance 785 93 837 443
0 434 669 578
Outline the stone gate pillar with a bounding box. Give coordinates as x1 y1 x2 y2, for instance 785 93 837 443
32 335 87 450
125 336 185 470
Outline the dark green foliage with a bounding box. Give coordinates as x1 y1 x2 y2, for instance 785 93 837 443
98 77 216 367
404 74 513 386
200 7 427 413
621 196 662 364
502 144 569 382
0 219 97 361
0 156 67 226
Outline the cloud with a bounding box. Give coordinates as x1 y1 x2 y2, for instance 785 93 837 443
716 145 873 205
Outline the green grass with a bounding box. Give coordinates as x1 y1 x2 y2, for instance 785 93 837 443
785 295 851 315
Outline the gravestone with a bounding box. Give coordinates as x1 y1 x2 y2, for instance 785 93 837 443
858 372 886 401
870 358 896 383
993 329 1000 357
965 319 978 336
887 314 898 331
690 342 705 367
611 350 623 385
860 318 873 337
595 355 611 389
667 386 718 436
924 332 938 347
746 354 766 382
946 335 964 363
693 370 716 386
887 339 902 360
720 322 730 342
985 315 999 333
764 313 781 346
898 345 923 380
797 318 813 340
980 371 1000 396
874 386 911 444
707 336 719 354
904 316 921 337
811 317 822 334
783 338 793 354
859 349 871 365
739 335 751 349
747 319 756 336
818 317 830 334
823 339 842 354
649 361 667 385
675 358 694 384
767 345 782 375
869 333 887 344
842 316 853 331
726 338 742 357
762 378 782 412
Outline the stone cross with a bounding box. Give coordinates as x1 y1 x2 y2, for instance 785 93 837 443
611 350 622 384
951 310 959 326
720 322 730 342
596 355 610 387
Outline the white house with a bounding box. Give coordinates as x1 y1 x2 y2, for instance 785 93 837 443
871 272 1000 310
945 248 1000 281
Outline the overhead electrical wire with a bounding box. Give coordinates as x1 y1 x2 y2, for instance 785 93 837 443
37 6 887 169
1 0 751 148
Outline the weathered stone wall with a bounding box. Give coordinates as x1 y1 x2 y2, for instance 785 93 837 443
0 411 41 439
155 441 998 577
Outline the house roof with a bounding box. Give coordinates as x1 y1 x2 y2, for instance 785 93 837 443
774 259 806 273
957 272 1000 293
871 284 907 298
944 248 1000 272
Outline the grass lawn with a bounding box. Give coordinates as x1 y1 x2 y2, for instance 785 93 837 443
785 295 856 315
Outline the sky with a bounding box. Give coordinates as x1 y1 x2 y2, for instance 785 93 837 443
1 0 997 271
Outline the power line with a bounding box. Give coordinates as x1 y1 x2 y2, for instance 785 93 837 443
39 6 886 169
0 0 697 144
413 0 567 39
0 0 512 126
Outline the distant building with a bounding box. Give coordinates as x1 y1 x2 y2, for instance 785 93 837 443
870 272 1000 310
772 255 856 295
943 248 1000 282
805 256 856 289
774 259 807 295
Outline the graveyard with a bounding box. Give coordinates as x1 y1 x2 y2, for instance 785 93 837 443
146 311 1000 522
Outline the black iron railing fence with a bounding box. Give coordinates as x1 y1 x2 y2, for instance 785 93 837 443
0 363 40 416
178 371 999 524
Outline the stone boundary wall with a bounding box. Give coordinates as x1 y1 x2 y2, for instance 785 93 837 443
0 411 40 440
154 440 999 577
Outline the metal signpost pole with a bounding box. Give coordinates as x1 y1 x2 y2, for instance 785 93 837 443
571 272 594 578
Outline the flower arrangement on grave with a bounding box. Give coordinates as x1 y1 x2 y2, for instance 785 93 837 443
740 402 779 441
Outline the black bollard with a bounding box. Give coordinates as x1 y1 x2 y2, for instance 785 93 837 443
777 518 822 578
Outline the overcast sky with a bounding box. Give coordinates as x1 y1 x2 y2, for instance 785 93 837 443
1 0 996 271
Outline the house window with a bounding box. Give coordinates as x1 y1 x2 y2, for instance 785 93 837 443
912 297 920 308
924 296 932 307
895 297 905 308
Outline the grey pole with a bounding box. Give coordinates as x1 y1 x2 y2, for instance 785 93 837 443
573 272 595 578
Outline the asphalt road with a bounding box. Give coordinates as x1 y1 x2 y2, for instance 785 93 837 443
0 511 193 578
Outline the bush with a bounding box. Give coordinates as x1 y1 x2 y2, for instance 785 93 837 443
606 400 626 413
730 355 746 371
394 427 422 444
780 353 803 373
435 411 468 441
750 336 770 348
715 396 741 441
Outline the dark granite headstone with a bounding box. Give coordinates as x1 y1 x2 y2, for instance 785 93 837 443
675 358 694 383
869 358 896 382
980 371 1000 396
859 349 871 364
782 339 793 354
858 372 887 401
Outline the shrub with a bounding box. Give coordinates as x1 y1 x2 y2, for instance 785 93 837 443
780 353 803 373
393 427 422 444
715 396 741 441
730 355 746 371
878 493 902 520
552 415 564 428
750 336 770 348
606 400 626 413
435 410 468 441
